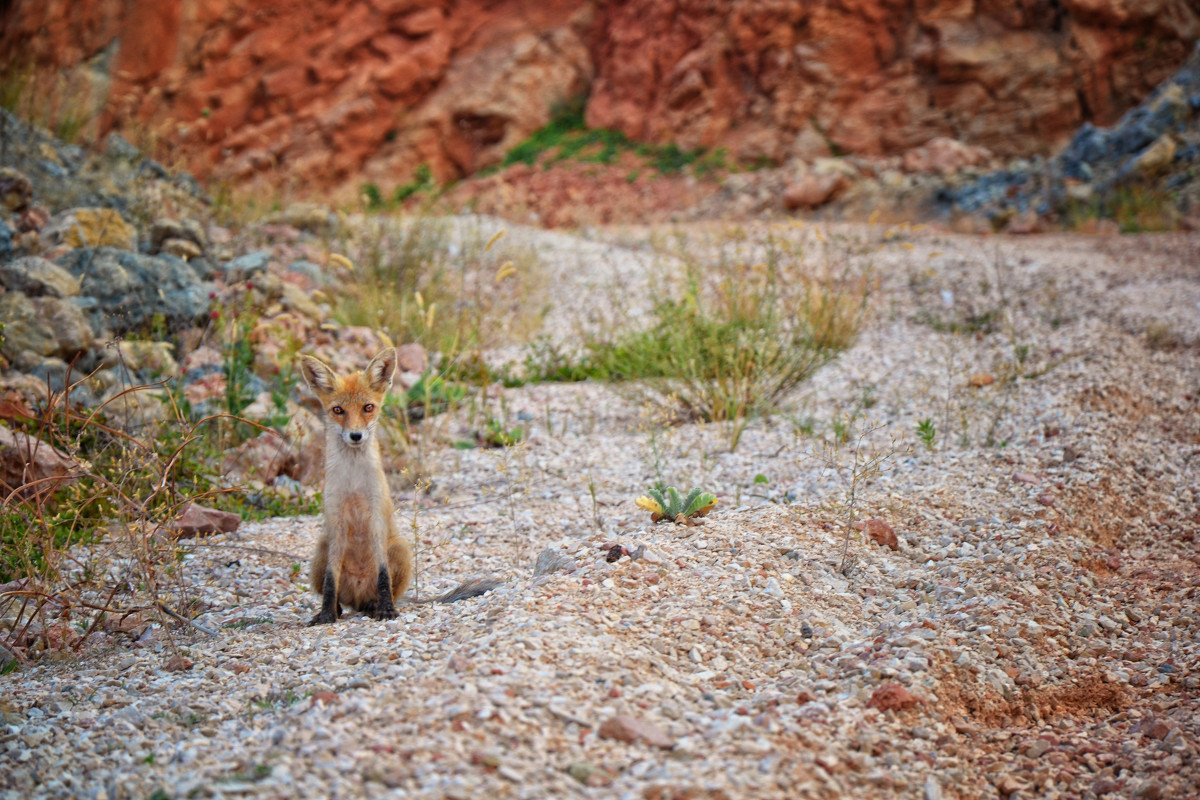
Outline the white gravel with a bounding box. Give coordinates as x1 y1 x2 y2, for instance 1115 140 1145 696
2 223 1198 800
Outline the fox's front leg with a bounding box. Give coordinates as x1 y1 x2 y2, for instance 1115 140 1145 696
371 519 398 620
309 566 341 625
372 565 398 620
309 533 342 626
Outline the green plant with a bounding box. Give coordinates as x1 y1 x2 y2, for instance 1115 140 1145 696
916 418 936 450
394 163 435 203
635 486 717 524
804 416 901 575
603 230 867 448
479 417 523 448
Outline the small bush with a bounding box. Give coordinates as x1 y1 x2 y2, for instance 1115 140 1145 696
577 229 868 447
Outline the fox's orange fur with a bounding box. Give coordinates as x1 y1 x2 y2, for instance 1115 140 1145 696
300 348 413 625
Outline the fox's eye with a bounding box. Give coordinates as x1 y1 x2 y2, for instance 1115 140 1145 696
331 406 344 415
363 403 375 413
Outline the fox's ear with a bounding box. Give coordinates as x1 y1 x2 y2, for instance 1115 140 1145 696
365 347 397 392
300 355 337 395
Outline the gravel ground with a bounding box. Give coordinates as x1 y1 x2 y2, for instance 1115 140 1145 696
2 223 1198 800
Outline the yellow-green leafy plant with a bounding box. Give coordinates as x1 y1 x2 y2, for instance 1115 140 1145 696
635 486 717 525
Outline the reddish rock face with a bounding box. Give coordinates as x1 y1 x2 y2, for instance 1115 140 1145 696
3 0 1197 199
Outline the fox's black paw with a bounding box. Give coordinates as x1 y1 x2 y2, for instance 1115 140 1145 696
308 610 338 626
372 604 398 621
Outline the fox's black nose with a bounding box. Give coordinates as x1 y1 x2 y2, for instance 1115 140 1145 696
349 432 363 442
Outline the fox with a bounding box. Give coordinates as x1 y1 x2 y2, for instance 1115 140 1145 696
299 347 496 626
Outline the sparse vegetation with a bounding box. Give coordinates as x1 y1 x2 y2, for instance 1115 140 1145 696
635 485 718 524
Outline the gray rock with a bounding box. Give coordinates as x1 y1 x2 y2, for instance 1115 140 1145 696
0 256 81 298
0 219 12 261
104 133 140 162
224 250 271 281
54 247 213 334
532 548 577 577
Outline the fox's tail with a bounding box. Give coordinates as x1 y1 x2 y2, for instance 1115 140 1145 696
411 577 502 605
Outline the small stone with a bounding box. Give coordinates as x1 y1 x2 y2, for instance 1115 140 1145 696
0 167 33 211
1024 738 1050 758
597 714 675 749
532 548 577 577
1036 493 1055 506
1135 781 1164 800
865 682 921 712
923 776 942 800
606 545 624 563
1012 472 1039 484
967 373 996 388
170 503 241 538
164 656 193 672
854 518 899 550
162 238 202 261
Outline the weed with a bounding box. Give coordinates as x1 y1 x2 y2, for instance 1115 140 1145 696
803 416 902 575
636 486 717 524
580 228 868 449
916 418 937 450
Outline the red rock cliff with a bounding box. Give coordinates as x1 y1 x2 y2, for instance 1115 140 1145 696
3 0 1197 198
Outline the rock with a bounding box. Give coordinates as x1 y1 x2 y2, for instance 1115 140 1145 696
396 343 429 375
0 167 33 211
1024 738 1051 758
865 682 921 712
150 218 207 253
597 714 675 749
854 518 898 550
1132 134 1177 177
164 655 193 672
0 427 76 500
923 776 942 800
55 248 212 333
1135 781 1164 800
902 138 994 174
162 238 202 261
110 341 179 377
42 208 137 250
225 251 272 281
0 256 80 298
222 432 295 485
0 292 57 360
32 297 95 358
967 373 996 388
170 503 241 539
98 383 169 429
533 548 577 577
783 173 846 210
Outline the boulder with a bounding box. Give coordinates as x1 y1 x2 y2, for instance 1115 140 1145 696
149 218 207 255
0 426 75 501
223 431 295 485
0 256 80 298
31 297 95 358
54 247 212 334
783 173 846 210
42 208 137 250
0 167 33 211
170 503 241 538
0 292 56 360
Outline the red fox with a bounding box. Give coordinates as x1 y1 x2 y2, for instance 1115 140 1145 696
299 347 496 625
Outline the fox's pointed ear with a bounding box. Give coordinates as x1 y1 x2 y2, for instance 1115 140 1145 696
300 355 337 395
365 347 397 392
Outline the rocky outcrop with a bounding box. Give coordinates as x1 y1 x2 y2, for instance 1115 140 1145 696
3 0 1198 198
941 42 1200 228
